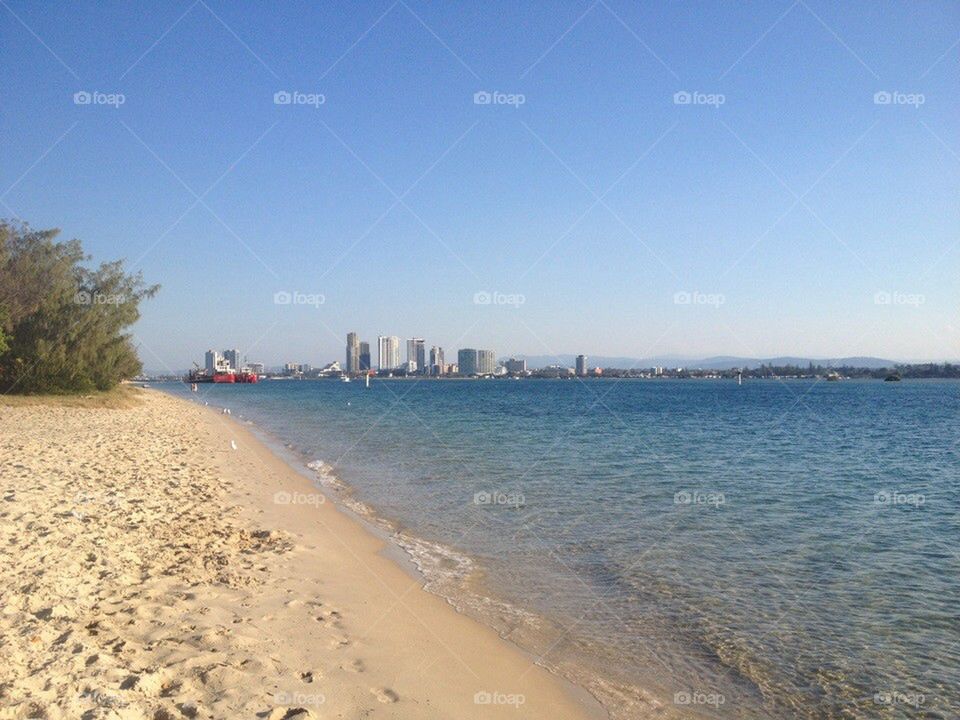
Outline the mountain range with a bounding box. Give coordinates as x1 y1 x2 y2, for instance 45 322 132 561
505 355 900 370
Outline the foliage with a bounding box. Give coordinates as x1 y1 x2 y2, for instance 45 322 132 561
0 221 158 393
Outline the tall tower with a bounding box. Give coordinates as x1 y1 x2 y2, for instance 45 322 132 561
458 348 478 375
359 342 371 371
223 349 241 371
346 332 360 374
407 338 426 374
378 336 401 370
576 355 588 377
205 350 220 374
430 346 445 375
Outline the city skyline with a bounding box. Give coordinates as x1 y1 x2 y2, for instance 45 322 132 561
4 3 957 371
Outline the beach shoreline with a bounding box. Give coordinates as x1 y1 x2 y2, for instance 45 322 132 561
0 388 607 719
209 390 672 720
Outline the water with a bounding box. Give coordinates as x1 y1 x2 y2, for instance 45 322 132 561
159 378 959 719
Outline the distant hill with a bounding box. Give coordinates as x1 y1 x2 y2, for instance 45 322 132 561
504 354 898 370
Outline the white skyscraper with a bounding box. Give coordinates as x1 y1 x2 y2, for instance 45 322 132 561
378 336 401 371
205 349 221 374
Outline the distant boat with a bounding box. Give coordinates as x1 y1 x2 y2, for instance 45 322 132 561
884 373 902 382
184 369 258 384
825 371 842 382
340 376 351 382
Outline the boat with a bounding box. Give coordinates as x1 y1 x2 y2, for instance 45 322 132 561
184 369 258 384
884 373 902 382
825 371 842 382
340 376 351 382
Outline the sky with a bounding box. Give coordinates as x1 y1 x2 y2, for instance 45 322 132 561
2 0 958 371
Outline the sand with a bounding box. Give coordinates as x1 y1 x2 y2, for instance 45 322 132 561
0 388 603 719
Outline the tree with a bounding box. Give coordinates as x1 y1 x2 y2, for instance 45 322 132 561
0 220 158 393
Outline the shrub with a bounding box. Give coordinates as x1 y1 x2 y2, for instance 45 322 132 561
0 221 158 393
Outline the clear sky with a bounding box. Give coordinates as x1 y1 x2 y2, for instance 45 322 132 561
2 1 958 370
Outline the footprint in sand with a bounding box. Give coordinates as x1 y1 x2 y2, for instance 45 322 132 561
300 670 321 683
372 687 399 703
345 659 365 673
328 635 350 649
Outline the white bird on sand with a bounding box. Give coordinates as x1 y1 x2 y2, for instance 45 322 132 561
230 440 237 451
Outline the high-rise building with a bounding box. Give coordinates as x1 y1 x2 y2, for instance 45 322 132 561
204 350 220 374
576 355 588 377
458 349 478 375
378 336 401 370
477 349 496 375
346 332 360 374
458 348 496 376
223 349 241 371
429 346 445 376
504 358 527 374
359 342 371 371
407 338 426 373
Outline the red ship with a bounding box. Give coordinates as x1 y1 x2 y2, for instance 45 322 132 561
185 369 259 384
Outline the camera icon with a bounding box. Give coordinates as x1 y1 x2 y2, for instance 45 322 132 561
474 691 492 704
473 291 492 305
873 291 891 305
673 291 691 305
674 691 692 705
73 290 91 305
74 91 92 105
673 91 692 105
274 290 292 305
274 90 292 105
473 91 492 105
674 490 692 505
873 91 892 105
474 491 491 505
273 491 292 505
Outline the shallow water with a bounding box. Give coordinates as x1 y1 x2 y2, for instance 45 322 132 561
159 378 960 718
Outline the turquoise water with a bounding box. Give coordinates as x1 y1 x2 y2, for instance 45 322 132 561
159 379 959 718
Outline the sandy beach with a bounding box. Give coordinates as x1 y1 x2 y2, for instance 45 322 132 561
0 388 603 719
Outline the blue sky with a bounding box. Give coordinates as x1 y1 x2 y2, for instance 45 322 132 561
2 0 958 369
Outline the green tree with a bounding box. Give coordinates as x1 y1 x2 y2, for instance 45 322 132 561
0 221 158 393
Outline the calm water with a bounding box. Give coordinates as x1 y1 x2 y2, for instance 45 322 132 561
159 379 959 719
